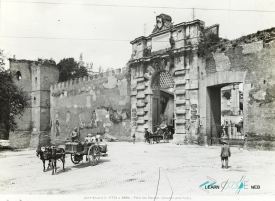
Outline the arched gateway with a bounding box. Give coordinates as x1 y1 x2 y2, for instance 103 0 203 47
151 71 175 131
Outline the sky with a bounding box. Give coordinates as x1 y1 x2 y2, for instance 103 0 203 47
0 0 275 71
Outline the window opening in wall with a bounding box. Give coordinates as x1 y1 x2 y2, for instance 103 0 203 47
34 97 36 103
16 71 22 80
35 77 37 84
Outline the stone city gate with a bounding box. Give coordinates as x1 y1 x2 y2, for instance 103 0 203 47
129 14 204 142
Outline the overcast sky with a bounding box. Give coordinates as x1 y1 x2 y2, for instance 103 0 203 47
0 0 275 71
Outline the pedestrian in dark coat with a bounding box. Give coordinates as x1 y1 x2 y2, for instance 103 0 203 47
132 133 136 144
221 141 231 169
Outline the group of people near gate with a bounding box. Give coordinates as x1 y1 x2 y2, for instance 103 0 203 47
70 127 102 144
221 118 243 137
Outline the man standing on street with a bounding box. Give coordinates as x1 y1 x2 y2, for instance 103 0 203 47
221 141 231 169
132 133 136 144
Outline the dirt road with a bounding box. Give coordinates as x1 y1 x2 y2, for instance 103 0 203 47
0 142 274 197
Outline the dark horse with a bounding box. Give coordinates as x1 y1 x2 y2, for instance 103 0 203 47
36 146 66 175
50 146 66 175
36 146 52 172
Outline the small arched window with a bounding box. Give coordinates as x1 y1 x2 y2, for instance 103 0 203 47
35 77 37 84
16 71 22 80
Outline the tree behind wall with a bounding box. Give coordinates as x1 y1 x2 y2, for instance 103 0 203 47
0 71 29 139
57 58 88 82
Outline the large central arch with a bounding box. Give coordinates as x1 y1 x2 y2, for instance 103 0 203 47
150 70 175 131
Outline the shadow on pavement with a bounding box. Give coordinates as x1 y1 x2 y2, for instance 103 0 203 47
56 167 72 175
99 158 111 164
72 162 92 169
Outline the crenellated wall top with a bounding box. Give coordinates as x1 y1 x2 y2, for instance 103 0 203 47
50 67 128 91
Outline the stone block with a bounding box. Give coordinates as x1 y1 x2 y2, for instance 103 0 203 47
137 119 145 124
137 85 146 90
175 99 186 105
175 89 186 95
175 79 186 85
136 93 146 99
143 124 149 129
136 77 145 82
144 89 153 95
131 91 137 96
176 119 186 124
137 111 145 116
137 102 146 107
174 70 186 76
176 110 186 114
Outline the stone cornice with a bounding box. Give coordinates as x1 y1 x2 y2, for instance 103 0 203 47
128 46 199 65
130 19 204 44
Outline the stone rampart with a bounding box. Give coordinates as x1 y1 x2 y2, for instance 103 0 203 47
50 67 131 144
200 29 275 150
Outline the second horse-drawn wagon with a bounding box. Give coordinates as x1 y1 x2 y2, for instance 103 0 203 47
145 124 173 144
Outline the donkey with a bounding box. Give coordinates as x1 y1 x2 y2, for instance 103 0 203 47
36 146 52 172
50 146 66 175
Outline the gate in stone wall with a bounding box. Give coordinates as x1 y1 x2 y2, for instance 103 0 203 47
151 71 174 132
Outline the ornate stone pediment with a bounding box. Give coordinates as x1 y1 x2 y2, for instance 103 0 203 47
152 14 173 33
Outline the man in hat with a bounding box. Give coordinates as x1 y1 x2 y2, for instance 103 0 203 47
220 141 231 169
71 127 78 142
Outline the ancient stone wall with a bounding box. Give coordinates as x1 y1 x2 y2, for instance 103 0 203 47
199 29 275 149
9 59 59 149
9 60 33 148
50 68 131 145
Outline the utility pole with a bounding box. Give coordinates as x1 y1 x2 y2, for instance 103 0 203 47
192 7 196 21
143 23 147 36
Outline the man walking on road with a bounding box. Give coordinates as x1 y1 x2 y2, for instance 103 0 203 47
221 141 231 169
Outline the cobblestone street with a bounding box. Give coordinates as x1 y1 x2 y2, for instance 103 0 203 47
0 142 274 197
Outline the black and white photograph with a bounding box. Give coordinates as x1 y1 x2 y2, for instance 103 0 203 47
0 0 275 200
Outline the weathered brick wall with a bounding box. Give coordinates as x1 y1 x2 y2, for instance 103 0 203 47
200 32 275 149
50 68 131 145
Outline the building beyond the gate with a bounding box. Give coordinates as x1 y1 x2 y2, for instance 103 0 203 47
6 14 275 149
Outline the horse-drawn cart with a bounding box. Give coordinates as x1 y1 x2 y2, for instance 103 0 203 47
145 124 173 144
65 141 107 166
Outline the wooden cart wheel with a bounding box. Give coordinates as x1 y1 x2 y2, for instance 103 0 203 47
71 153 80 164
88 145 100 166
